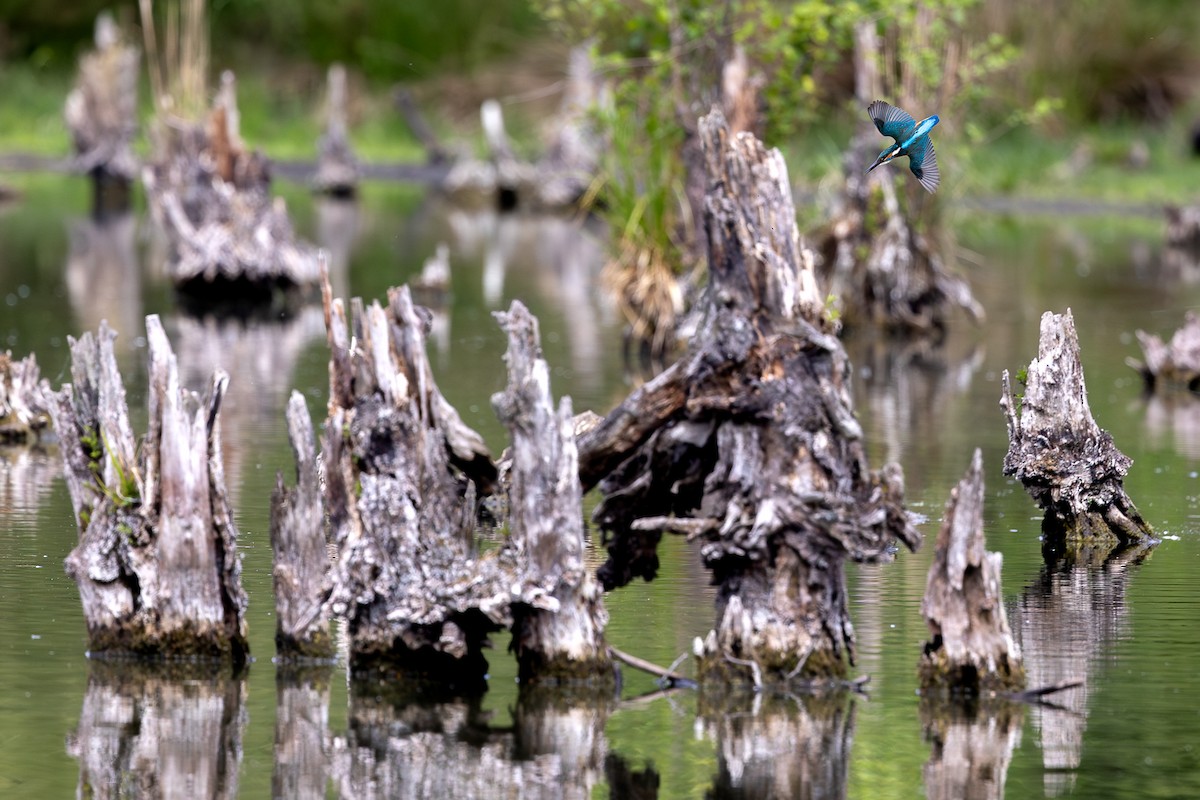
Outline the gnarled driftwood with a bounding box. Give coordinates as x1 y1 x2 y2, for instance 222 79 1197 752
919 449 1024 693
1000 309 1154 556
578 110 921 687
49 317 248 661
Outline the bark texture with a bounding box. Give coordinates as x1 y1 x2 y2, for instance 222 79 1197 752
0 351 51 444
143 70 319 300
313 63 360 197
50 317 248 661
577 110 921 686
919 449 1024 693
491 301 611 683
270 392 333 660
1001 309 1154 554
1128 310 1200 391
67 662 246 800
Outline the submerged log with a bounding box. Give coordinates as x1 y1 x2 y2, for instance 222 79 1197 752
578 110 921 686
67 662 246 799
1128 310 1200 391
49 317 248 661
270 392 332 660
0 351 52 445
1000 309 1154 555
815 22 982 335
919 449 1025 693
313 64 360 197
144 70 319 303
64 12 139 211
492 301 611 683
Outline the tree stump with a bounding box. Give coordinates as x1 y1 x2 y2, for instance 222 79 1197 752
143 70 319 305
67 662 246 799
319 276 508 687
49 317 249 661
1128 310 1200 392
64 12 139 214
919 449 1024 693
313 63 360 198
814 22 982 335
0 351 51 445
577 110 921 686
1000 309 1155 555
270 392 332 660
491 301 611 683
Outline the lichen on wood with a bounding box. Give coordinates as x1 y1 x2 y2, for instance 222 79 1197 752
491 300 611 684
0 351 52 445
49 316 248 661
577 110 921 687
1000 309 1154 554
270 392 333 660
919 449 1025 693
1128 310 1200 392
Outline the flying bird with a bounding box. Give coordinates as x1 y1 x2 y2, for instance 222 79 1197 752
865 100 940 193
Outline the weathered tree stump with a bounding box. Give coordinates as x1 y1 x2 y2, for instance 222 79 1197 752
1128 310 1200 391
49 317 248 661
920 698 1024 800
577 110 921 687
313 63 360 198
67 662 246 799
919 449 1025 693
270 392 332 660
1000 309 1154 555
492 301 611 683
64 12 139 214
0 351 51 445
699 692 855 798
815 22 982 335
143 70 319 304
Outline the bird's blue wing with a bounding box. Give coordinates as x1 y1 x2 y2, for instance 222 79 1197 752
906 135 940 193
868 100 916 142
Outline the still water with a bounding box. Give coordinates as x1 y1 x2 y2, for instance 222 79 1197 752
2 173 1200 798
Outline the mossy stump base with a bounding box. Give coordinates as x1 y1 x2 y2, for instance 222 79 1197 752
1001 309 1154 551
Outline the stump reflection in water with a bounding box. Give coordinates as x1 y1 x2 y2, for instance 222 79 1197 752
1013 546 1148 796
67 662 247 800
274 666 334 800
920 698 1024 800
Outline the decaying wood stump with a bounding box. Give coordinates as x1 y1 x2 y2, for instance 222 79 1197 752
143 70 319 303
67 662 246 799
919 449 1025 693
270 392 332 660
577 110 921 686
49 317 249 661
1000 309 1155 555
699 692 855 798
0 351 51 444
313 63 360 197
492 301 611 683
1128 310 1200 391
64 12 139 213
920 698 1024 800
815 22 982 335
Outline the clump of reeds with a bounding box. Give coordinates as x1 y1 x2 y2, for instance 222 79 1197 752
139 0 209 149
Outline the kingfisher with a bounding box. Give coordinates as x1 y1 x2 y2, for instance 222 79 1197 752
865 100 940 193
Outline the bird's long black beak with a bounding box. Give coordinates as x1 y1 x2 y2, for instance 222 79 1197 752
866 156 885 174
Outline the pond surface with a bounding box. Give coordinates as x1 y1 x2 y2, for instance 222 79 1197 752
2 173 1200 798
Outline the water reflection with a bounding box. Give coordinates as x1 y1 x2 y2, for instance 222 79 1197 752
331 687 611 799
274 666 333 800
699 692 855 799
66 662 247 799
1013 547 1148 796
920 699 1024 800
1139 393 1200 460
314 197 360 299
65 211 141 350
0 445 59 522
171 308 325 506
